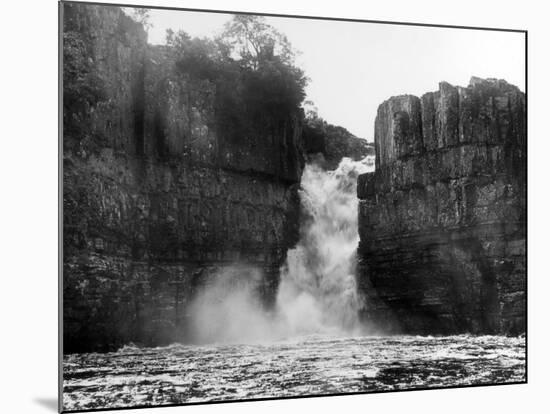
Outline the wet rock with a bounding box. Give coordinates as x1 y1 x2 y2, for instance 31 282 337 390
357 78 526 335
62 3 304 352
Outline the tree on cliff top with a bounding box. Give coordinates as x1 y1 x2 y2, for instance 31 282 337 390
219 15 295 70
123 7 153 32
166 30 229 80
166 15 307 130
219 15 307 117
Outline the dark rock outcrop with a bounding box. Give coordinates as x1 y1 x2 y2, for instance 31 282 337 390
62 4 304 352
357 78 526 335
303 121 374 169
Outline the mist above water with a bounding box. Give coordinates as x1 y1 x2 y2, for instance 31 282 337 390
188 156 375 344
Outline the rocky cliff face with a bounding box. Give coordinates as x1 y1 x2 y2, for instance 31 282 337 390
357 78 526 335
63 4 303 352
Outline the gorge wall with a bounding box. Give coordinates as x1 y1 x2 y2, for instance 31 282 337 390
63 3 526 352
62 4 304 352
357 78 526 335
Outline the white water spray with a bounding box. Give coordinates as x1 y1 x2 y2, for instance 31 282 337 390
188 155 375 343
276 156 374 335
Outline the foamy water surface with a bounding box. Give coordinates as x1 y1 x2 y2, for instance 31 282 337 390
63 334 525 411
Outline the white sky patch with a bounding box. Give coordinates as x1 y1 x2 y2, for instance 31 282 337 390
141 8 525 141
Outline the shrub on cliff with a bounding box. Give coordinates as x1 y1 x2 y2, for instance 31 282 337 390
220 15 295 70
220 15 307 118
302 106 374 167
166 30 229 80
166 15 307 140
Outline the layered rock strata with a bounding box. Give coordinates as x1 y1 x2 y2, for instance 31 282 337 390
357 78 526 335
62 4 303 352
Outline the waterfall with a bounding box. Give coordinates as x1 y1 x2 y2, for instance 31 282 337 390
276 156 374 335
187 155 374 343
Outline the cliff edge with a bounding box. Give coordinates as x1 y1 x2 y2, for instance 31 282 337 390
357 78 526 335
62 4 304 352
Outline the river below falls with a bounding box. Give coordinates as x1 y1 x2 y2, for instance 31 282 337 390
63 334 525 411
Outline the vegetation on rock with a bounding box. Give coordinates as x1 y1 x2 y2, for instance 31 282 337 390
302 104 374 169
165 15 308 143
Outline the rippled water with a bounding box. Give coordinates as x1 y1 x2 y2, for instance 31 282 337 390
63 335 525 411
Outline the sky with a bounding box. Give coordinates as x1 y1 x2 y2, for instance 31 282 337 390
137 7 525 141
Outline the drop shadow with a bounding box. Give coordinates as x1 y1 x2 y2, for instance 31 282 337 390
34 397 58 412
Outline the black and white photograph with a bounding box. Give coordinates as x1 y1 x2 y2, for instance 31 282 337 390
60 1 526 412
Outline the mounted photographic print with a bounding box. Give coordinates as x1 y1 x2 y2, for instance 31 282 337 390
60 0 527 411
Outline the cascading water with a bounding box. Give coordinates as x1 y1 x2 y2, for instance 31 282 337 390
276 156 374 335
65 153 526 410
187 155 375 343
